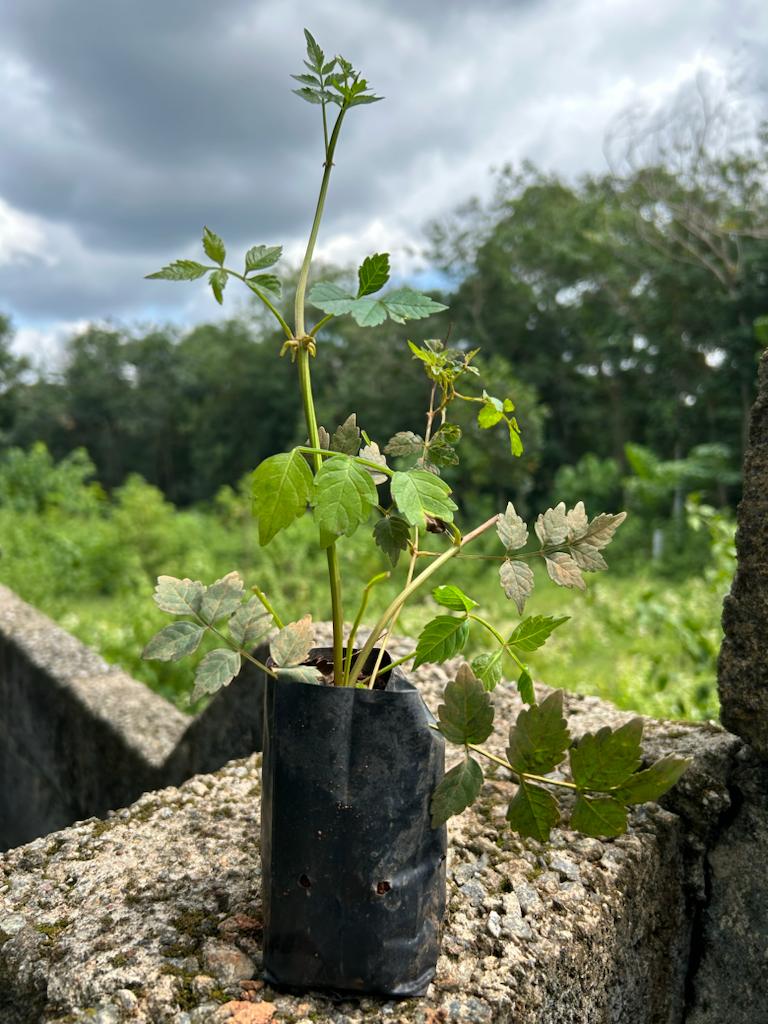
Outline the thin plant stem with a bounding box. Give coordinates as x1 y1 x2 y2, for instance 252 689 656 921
469 612 527 674
344 572 390 683
427 727 577 791
367 528 419 688
348 514 500 686
251 584 284 629
226 269 292 338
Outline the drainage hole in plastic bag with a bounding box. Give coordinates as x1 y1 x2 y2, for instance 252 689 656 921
376 881 391 895
298 874 312 889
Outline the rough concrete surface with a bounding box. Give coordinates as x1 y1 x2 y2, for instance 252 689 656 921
718 348 768 756
0 643 743 1024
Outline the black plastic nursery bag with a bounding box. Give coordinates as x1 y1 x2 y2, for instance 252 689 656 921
260 650 447 997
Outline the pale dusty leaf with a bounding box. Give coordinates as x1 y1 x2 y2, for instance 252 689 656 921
534 503 568 545
497 502 528 551
570 543 608 572
229 596 271 648
200 571 244 623
330 414 361 456
270 614 314 667
545 552 586 590
359 441 388 484
499 559 534 614
192 648 241 702
566 500 589 540
143 621 204 662
153 576 205 616
583 511 628 550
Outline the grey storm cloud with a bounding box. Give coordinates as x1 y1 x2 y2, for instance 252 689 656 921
0 0 764 335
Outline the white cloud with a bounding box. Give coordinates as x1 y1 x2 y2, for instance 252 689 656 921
0 197 52 267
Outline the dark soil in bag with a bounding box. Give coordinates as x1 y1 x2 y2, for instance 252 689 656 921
260 647 447 997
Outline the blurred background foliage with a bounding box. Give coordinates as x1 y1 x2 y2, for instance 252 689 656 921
0 93 763 720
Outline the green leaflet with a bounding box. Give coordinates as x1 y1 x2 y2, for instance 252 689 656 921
308 282 447 328
472 650 503 692
569 719 644 791
245 244 282 272
570 794 627 838
209 269 228 305
430 756 484 827
506 690 570 776
436 664 494 745
507 615 569 653
192 648 241 702
142 621 204 662
313 455 377 544
153 576 204 616
373 514 410 566
517 667 535 705
432 584 478 612
414 615 470 668
202 226 225 265
357 253 390 296
200 571 244 623
390 469 457 528
252 450 313 545
229 596 271 649
507 781 560 842
614 756 691 804
246 274 281 298
271 614 314 667
145 260 208 281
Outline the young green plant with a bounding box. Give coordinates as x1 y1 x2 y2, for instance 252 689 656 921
143 29 690 842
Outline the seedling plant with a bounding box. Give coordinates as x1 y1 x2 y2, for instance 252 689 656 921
144 31 689 843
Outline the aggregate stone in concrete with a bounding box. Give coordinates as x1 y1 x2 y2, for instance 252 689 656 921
0 656 742 1024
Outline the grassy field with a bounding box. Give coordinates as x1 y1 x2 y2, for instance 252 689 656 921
0 464 729 721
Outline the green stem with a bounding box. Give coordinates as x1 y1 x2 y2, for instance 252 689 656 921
251 584 284 629
428 728 577 791
469 612 527 674
297 446 394 477
348 514 500 686
310 314 334 336
297 349 346 684
199 618 277 678
367 527 418 688
291 107 347 684
367 649 416 678
227 269 292 338
344 571 390 683
294 110 346 337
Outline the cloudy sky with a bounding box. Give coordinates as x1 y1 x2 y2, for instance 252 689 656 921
0 0 765 361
